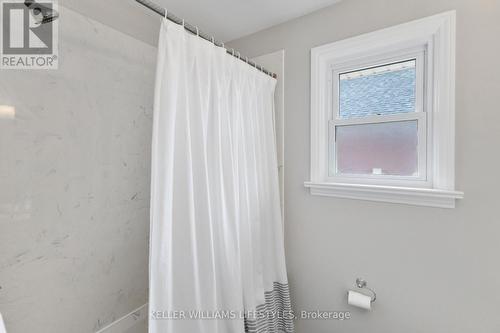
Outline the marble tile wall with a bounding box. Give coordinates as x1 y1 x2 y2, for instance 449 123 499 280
0 6 156 332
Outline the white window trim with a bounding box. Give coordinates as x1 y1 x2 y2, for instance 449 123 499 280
305 11 464 208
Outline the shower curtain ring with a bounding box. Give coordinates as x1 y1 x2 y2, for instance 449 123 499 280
211 36 215 44
236 51 241 59
164 9 168 19
182 19 185 27
196 26 199 36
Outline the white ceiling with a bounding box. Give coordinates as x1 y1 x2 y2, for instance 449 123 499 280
62 0 342 46
155 0 342 42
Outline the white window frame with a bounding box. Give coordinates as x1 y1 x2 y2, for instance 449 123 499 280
329 48 428 187
305 11 464 208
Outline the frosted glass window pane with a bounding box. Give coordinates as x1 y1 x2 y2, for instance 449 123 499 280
339 60 416 119
334 120 418 176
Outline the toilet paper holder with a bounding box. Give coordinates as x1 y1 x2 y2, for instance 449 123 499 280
354 278 377 303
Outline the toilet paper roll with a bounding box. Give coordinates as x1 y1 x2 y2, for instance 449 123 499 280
348 290 372 310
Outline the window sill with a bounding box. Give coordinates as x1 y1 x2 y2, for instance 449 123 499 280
304 181 464 208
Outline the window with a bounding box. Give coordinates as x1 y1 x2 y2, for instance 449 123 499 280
330 55 426 186
306 11 463 208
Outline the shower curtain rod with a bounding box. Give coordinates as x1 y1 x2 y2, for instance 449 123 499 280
135 0 277 79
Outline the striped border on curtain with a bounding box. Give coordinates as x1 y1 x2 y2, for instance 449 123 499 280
244 282 294 333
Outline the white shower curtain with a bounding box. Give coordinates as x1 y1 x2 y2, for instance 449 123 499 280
149 19 293 333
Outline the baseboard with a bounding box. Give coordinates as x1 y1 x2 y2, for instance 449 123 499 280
95 303 148 333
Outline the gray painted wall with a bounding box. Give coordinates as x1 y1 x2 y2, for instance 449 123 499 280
228 0 500 332
0 7 155 333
